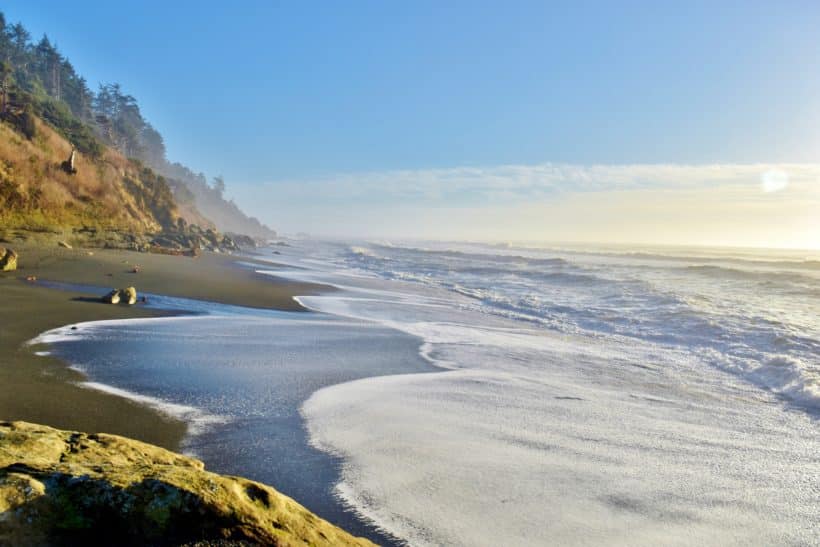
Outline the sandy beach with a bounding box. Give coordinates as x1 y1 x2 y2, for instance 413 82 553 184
0 242 325 451
4 241 432 545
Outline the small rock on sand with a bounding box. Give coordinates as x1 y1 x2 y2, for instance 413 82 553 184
102 287 138 305
0 247 17 271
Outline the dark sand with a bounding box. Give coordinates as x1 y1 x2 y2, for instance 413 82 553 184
0 242 327 450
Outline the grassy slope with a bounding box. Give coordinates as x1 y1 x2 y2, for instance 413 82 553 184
0 116 178 233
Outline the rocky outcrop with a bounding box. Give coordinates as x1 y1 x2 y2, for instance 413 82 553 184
66 225 250 256
103 287 138 305
225 233 257 250
0 421 374 547
0 247 17 271
151 225 239 255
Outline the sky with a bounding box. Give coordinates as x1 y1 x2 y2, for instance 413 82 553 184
4 1 820 248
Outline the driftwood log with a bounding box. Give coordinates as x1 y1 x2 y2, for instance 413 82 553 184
60 147 77 175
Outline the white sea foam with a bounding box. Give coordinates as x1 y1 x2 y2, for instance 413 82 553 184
749 355 819 408
28 316 189 346
29 316 233 442
349 245 382 258
290 240 820 546
79 381 228 437
303 321 818 545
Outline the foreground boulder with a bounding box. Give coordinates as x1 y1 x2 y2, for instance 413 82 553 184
0 421 375 547
0 247 16 271
103 286 138 305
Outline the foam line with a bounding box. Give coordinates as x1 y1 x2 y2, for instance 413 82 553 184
79 381 228 436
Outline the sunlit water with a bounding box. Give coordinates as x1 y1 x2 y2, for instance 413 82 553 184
33 241 819 546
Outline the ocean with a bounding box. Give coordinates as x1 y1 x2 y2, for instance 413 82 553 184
33 240 820 546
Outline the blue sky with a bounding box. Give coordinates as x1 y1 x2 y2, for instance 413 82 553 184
4 1 820 246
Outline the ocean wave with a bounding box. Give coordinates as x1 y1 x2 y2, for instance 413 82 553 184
363 242 571 268
329 240 820 413
682 264 818 284
301 241 820 546
590 249 820 272
349 245 383 258
746 355 819 410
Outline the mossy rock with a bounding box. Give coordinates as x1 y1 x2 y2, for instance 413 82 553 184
0 421 375 546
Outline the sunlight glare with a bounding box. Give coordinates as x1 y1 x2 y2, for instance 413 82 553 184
761 169 789 193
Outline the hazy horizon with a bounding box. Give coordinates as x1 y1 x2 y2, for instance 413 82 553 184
5 1 818 249
236 162 819 249
310 236 820 255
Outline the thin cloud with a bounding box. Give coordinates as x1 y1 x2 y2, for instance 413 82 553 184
257 163 820 205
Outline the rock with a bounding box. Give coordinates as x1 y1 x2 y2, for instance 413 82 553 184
226 233 257 250
58 240 72 249
0 421 373 547
102 287 138 305
122 286 137 305
0 247 17 271
103 289 121 304
151 235 184 250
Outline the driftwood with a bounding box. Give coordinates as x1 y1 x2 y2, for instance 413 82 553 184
60 147 77 175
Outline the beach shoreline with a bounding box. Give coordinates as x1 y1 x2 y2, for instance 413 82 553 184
0 242 327 451
2 241 422 545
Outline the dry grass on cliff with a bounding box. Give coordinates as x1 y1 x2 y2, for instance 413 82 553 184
0 118 177 233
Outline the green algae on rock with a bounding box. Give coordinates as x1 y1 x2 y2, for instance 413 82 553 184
0 421 376 547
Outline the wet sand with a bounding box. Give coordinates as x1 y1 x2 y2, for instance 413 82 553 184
0 242 327 451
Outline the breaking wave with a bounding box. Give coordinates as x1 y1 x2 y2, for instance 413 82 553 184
338 241 820 411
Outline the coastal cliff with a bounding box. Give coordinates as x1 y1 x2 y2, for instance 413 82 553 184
0 421 375 546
